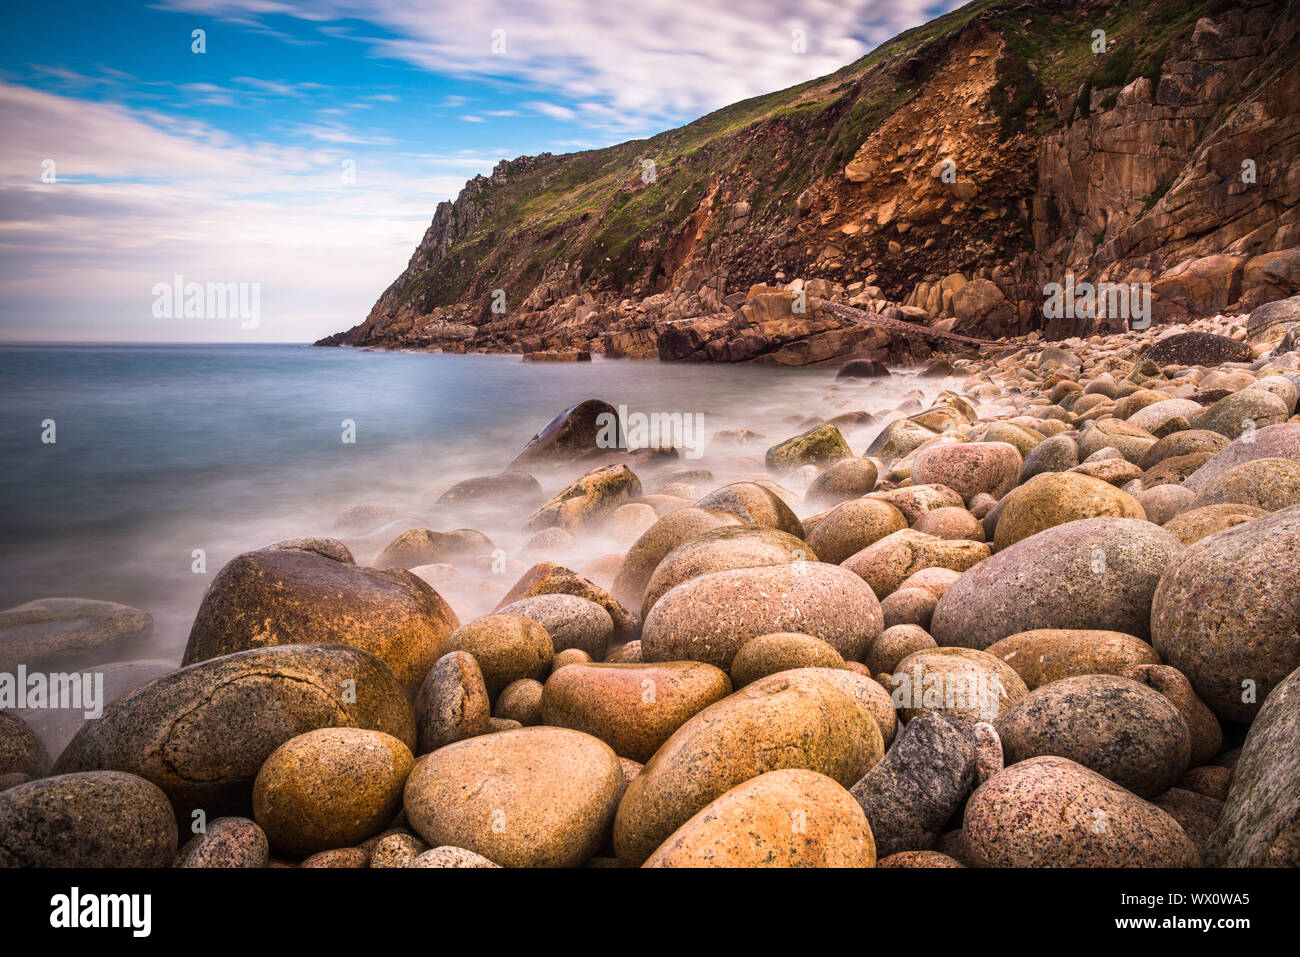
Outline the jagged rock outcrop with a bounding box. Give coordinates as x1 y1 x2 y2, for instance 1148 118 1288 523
320 0 1300 361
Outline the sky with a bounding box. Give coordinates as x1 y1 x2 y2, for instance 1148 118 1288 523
0 0 963 342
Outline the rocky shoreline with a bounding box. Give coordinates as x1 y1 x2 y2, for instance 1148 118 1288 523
4 300 1300 868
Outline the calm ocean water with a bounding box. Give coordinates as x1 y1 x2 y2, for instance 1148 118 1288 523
1 343 970 666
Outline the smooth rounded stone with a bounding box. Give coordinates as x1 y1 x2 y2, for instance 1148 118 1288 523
610 507 744 609
552 648 591 672
520 526 578 559
1143 452 1217 490
0 770 177 867
605 640 642 663
729 633 844 687
374 527 494 570
932 518 1183 649
641 562 883 670
414 650 491 754
850 712 976 856
1161 502 1267 544
801 667 897 747
408 846 501 868
806 498 908 565
334 504 404 535
864 484 964 524
1181 765 1232 802
963 756 1200 867
1190 457 1300 511
183 544 459 697
1019 433 1080 482
1208 664 1300 866
445 613 554 698
1135 484 1195 525
1072 457 1144 487
604 503 659 545
1122 664 1223 768
496 565 636 644
980 421 1044 457
494 679 544 726
804 458 879 507
865 624 936 675
404 726 623 868
877 850 966 867
880 587 938 629
911 441 1022 503
509 398 618 467
300 848 367 868
994 675 1190 797
0 710 49 778
253 728 414 857
842 530 988 600
488 717 521 732
1143 331 1254 366
52 644 416 816
972 721 1004 784
1246 374 1299 414
993 472 1145 551
891 648 1028 726
641 526 814 619
644 769 876 868
1076 419 1158 464
368 832 427 868
1138 430 1230 470
436 471 544 508
1152 505 1300 722
1151 788 1223 859
866 418 938 462
912 506 985 542
0 598 153 672
1084 373 1118 398
496 594 614 660
540 661 731 763
1181 423 1300 494
524 464 642 533
612 669 884 864
175 816 269 868
765 424 852 471
897 565 961 598
1127 398 1204 433
985 629 1161 690
1193 388 1289 439
1071 393 1113 416
692 483 804 537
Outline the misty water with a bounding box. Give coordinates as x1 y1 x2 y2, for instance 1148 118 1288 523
1 342 984 751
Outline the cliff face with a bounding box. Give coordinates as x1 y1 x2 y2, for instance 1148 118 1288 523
320 0 1300 364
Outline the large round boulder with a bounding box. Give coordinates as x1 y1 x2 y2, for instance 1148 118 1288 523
182 543 458 696
891 647 1028 725
910 441 1022 503
805 498 908 565
931 518 1183 649
1189 457 1300 512
993 472 1145 551
984 629 1161 689
1151 505 1300 722
842 529 988 600
641 562 883 669
610 507 744 609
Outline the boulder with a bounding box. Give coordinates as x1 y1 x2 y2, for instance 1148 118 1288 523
806 498 908 565
1190 457 1300 511
610 507 744 609
445 614 554 698
413 650 492 754
910 442 1022 502
729 633 845 687
765 424 853 471
496 594 614 659
523 465 642 532
993 472 1145 551
891 648 1028 725
842 530 988 599
985 629 1160 689
0 598 152 673
509 399 619 468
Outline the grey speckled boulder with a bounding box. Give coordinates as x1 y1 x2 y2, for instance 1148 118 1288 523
931 518 1183 649
850 712 976 857
0 770 177 867
174 816 269 868
496 593 614 659
1151 505 1300 722
0 598 152 672
0 710 49 778
52 644 416 817
963 756 1199 867
1208 665 1300 866
994 675 1190 798
1181 423 1300 494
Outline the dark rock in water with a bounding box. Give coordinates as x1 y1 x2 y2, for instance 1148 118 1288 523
765 424 852 471
0 598 153 672
509 399 618 469
850 712 976 857
435 471 543 508
1208 664 1300 866
183 543 459 696
1142 331 1254 367
52 644 415 817
0 770 177 867
836 358 890 379
0 710 50 778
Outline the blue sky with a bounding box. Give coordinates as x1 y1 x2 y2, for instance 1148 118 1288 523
0 0 963 342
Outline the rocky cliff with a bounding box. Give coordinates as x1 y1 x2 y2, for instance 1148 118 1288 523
319 0 1300 365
